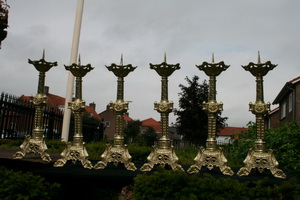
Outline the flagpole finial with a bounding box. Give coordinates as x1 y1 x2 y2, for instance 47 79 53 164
164 52 167 63
258 51 261 64
42 49 45 60
212 53 215 64
120 54 123 65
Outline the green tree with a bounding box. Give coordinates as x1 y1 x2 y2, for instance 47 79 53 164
124 120 141 143
265 121 300 175
174 76 227 146
0 0 9 48
143 126 157 146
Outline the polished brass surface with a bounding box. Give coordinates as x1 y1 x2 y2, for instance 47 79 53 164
54 56 93 169
94 55 137 171
237 52 286 179
140 54 184 172
13 51 57 162
187 54 234 176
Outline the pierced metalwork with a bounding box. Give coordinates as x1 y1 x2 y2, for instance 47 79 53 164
94 55 137 171
140 54 184 172
187 54 234 176
13 50 57 162
237 52 286 179
54 56 93 169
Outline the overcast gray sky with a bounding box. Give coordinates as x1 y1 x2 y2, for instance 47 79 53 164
1 0 299 127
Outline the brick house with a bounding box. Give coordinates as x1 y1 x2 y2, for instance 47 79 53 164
98 104 133 140
266 76 300 128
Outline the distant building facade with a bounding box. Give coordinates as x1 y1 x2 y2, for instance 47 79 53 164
266 76 300 128
98 104 133 140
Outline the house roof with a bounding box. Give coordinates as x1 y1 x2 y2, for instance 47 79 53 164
217 127 247 136
268 107 279 115
124 114 133 122
273 76 300 104
141 118 161 133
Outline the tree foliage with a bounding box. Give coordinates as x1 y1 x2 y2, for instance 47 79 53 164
124 120 142 143
0 0 9 48
174 76 227 146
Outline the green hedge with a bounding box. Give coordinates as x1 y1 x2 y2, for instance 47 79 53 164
133 170 300 200
0 166 61 200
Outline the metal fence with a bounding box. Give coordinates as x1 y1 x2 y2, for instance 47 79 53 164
0 92 100 142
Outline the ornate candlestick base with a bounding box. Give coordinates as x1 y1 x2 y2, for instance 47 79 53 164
141 55 183 172
53 137 93 169
187 146 233 175
238 52 286 179
13 135 51 162
237 148 286 178
140 140 184 172
94 142 136 171
95 57 137 171
13 52 56 162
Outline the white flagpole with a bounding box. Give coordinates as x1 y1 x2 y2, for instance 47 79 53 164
61 0 85 142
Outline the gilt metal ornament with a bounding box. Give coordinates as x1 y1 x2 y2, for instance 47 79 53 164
13 50 56 162
94 55 137 171
237 52 286 179
187 54 234 176
54 56 93 169
140 54 184 172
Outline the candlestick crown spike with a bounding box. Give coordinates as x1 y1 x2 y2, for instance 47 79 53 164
258 51 261 64
212 53 214 64
42 49 45 60
164 52 167 63
78 54 81 65
120 54 123 66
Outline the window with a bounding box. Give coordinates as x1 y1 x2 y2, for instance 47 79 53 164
105 121 110 127
281 102 286 119
289 93 293 113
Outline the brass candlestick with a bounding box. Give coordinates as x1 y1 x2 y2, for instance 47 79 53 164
94 55 137 171
187 54 234 176
237 52 286 179
13 50 57 162
54 56 93 169
140 54 184 172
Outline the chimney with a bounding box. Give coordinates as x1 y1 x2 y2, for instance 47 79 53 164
44 86 49 96
89 102 96 111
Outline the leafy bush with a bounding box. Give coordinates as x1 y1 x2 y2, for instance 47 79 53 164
86 141 107 160
128 143 151 163
265 121 300 175
227 121 300 175
176 146 198 165
0 165 61 200
133 169 300 200
0 139 23 149
226 121 256 167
